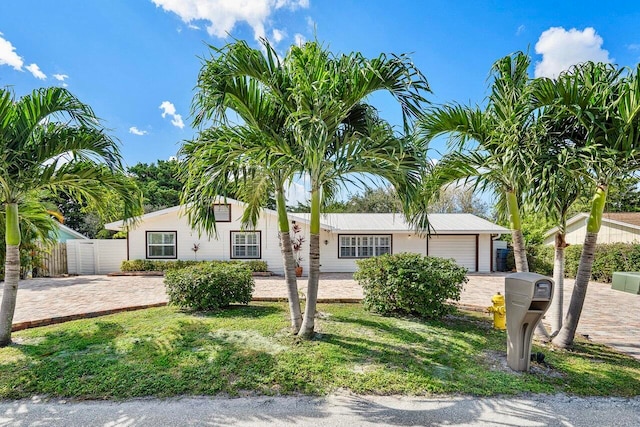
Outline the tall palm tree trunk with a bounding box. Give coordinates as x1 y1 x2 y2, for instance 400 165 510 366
276 190 302 332
553 185 607 348
507 190 551 339
506 190 528 272
299 188 321 338
553 231 597 347
549 232 567 335
0 203 21 346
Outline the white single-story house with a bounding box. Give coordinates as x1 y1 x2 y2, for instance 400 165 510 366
105 198 509 274
544 212 640 246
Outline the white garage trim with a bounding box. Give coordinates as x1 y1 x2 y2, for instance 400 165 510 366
427 234 478 272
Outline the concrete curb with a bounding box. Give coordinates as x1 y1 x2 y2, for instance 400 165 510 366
11 298 488 332
11 303 168 332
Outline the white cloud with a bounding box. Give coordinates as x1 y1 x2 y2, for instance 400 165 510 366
129 126 148 136
0 33 24 70
151 0 309 41
187 23 200 30
26 63 46 80
534 27 612 78
306 16 314 31
294 33 305 46
516 25 525 36
159 101 185 129
52 73 68 81
272 28 286 44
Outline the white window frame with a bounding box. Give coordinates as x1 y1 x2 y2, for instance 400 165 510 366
339 234 391 258
146 231 177 259
231 231 261 259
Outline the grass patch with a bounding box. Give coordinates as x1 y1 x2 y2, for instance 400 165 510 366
1 303 638 399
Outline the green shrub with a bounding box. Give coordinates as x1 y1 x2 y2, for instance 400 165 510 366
354 252 468 319
121 259 157 271
121 259 267 273
561 243 640 283
164 262 254 311
528 244 554 276
244 260 268 272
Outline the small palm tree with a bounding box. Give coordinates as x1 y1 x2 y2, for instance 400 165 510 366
0 87 142 346
533 62 640 347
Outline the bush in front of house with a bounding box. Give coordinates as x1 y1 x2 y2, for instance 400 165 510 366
244 260 268 272
121 259 268 273
164 262 254 311
354 252 468 319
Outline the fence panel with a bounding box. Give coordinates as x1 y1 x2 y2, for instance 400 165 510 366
36 242 68 277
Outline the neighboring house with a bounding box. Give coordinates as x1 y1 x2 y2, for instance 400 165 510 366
543 212 640 246
105 198 509 274
55 223 89 242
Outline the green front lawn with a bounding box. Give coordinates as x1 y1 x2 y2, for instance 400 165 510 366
1 303 638 399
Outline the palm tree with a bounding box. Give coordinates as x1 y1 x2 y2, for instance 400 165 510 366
180 125 305 332
0 87 142 346
524 123 588 334
281 42 430 337
533 62 640 347
183 40 304 331
418 52 537 273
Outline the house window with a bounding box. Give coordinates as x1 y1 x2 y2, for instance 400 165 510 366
213 204 231 222
339 235 391 258
231 231 261 259
146 231 177 259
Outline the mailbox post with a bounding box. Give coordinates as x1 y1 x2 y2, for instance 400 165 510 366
505 272 554 371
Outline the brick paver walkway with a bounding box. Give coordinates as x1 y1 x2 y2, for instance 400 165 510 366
2 273 638 360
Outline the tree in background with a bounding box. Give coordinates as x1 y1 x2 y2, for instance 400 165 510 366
428 186 489 218
345 188 402 213
0 87 142 346
128 160 183 212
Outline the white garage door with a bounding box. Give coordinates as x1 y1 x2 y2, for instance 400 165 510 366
428 235 476 272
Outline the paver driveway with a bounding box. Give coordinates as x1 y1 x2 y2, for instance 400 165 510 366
2 272 638 360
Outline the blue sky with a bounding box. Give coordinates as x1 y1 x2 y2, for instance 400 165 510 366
1 1 640 174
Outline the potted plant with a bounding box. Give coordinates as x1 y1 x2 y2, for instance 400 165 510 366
291 224 305 277
191 243 200 261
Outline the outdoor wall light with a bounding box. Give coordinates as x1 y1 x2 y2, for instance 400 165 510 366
324 239 329 245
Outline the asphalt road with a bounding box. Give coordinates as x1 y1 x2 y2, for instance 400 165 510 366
1 393 639 426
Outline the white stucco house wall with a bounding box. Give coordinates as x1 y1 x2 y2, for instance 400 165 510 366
543 213 640 246
105 198 509 274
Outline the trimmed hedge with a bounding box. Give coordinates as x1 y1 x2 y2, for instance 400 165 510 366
121 259 268 273
354 253 468 319
509 242 640 283
563 243 640 283
164 262 254 311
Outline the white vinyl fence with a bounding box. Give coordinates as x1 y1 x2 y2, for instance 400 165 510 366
67 239 127 275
